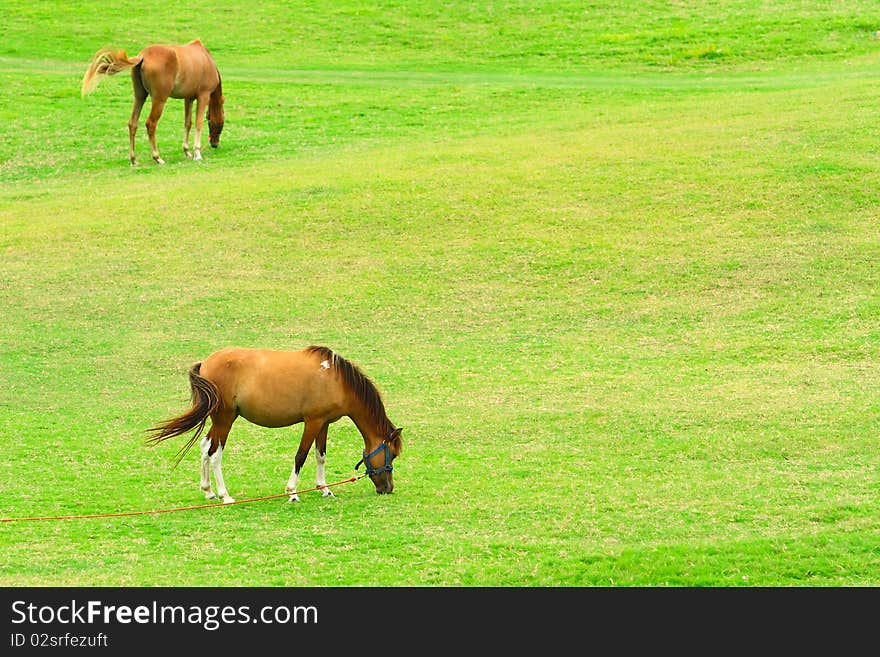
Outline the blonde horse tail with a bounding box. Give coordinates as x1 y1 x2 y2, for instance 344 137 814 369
145 363 222 467
81 48 141 97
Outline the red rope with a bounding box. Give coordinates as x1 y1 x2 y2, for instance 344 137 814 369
0 476 362 523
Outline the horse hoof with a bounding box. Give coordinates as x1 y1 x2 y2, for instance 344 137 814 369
221 497 235 504
322 489 335 498
204 492 217 500
153 157 165 165
288 494 300 503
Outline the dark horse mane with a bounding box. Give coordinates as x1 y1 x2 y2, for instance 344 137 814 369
305 345 396 437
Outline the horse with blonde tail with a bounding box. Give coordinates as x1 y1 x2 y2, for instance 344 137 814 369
81 39 225 165
146 346 403 503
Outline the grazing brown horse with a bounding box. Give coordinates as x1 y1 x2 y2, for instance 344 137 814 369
146 346 403 503
81 39 225 165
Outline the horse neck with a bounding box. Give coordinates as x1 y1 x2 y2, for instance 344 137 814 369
209 79 223 112
347 398 391 449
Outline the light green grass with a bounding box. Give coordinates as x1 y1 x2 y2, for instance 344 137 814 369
1 1 879 586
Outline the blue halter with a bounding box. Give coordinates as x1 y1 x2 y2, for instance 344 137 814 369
355 442 394 476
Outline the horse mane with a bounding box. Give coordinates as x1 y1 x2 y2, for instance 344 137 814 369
209 76 224 114
306 345 394 435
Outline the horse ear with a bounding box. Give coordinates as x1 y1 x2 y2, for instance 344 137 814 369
390 427 403 446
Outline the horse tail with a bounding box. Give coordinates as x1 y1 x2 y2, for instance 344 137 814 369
145 363 221 467
81 47 142 97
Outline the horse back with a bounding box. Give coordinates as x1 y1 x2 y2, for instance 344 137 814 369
138 40 219 99
199 347 349 428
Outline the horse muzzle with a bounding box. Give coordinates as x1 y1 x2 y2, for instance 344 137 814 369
372 473 394 494
208 123 223 147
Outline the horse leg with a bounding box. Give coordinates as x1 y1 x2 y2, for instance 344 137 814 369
204 411 237 503
286 419 324 502
192 92 210 161
314 424 334 498
199 436 216 499
128 73 148 166
183 98 194 159
145 96 168 164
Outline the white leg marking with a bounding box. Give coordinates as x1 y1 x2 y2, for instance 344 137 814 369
286 466 300 502
200 437 216 499
211 446 235 503
316 452 334 497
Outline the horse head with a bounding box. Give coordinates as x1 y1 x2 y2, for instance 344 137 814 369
208 87 225 148
360 427 403 494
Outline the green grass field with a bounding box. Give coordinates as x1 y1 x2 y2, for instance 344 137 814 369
1 1 879 586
